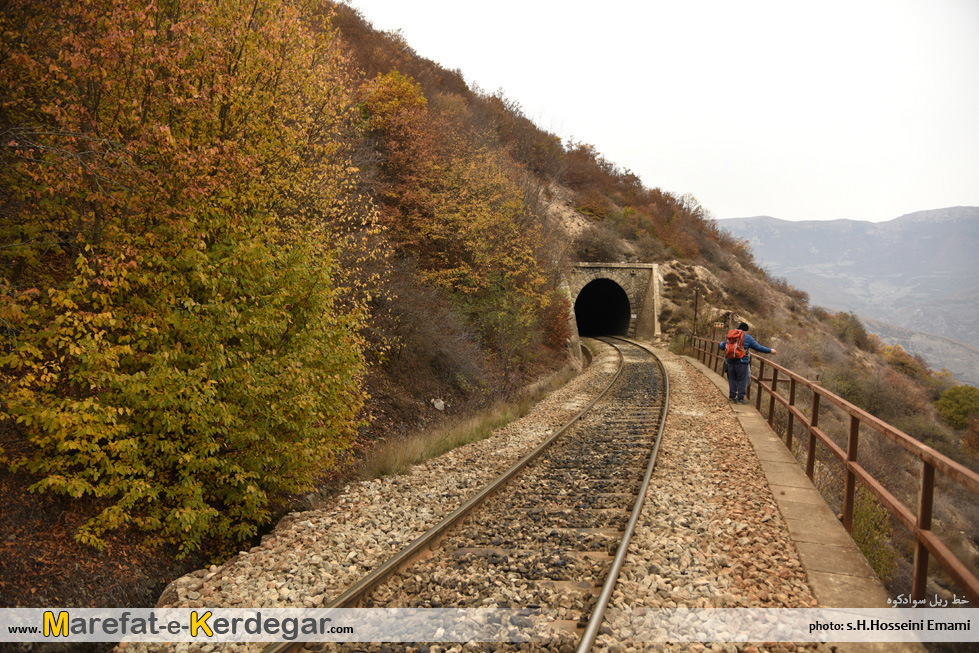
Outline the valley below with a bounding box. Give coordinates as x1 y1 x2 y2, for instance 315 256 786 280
863 318 979 387
717 207 979 386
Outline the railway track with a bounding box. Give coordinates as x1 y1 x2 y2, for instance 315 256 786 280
267 337 669 653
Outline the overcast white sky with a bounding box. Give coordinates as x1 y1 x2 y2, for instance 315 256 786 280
344 0 979 223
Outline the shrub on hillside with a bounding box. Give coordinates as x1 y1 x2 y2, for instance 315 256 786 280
892 415 953 448
822 364 927 425
563 142 611 191
768 275 810 307
574 187 613 219
852 485 898 582
775 329 847 376
380 264 489 396
574 224 625 262
883 344 925 379
936 386 979 430
720 271 767 315
810 306 831 322
888 415 970 466
829 312 875 351
635 231 670 261
540 291 572 351
0 0 373 553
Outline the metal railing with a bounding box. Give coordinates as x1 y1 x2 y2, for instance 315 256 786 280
691 334 979 605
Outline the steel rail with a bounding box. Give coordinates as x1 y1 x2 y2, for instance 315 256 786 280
260 339 625 653
575 337 670 653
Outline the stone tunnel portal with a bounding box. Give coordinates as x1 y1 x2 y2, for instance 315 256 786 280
574 278 632 337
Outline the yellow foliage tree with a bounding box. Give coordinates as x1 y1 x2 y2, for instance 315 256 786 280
0 0 379 553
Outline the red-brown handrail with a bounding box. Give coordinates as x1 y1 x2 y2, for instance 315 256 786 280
691 334 979 605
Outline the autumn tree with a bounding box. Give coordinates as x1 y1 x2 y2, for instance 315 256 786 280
829 312 875 351
360 70 439 245
0 0 377 553
359 70 567 381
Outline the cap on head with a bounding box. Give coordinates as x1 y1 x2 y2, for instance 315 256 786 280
737 322 750 331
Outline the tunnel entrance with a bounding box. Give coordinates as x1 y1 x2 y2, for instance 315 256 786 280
574 278 631 336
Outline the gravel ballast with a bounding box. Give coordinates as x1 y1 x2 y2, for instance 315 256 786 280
595 346 829 653
123 342 830 653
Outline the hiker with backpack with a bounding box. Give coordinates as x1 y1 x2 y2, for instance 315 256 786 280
719 322 777 404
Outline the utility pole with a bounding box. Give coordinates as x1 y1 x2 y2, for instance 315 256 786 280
692 289 699 338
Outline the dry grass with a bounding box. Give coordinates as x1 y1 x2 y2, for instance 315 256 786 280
358 364 579 480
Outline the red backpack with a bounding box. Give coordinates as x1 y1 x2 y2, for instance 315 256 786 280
725 329 747 359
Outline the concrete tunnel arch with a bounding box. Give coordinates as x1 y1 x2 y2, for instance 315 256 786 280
574 278 632 337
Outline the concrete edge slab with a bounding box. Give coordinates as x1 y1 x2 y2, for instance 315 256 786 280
796 540 880 578
777 498 839 524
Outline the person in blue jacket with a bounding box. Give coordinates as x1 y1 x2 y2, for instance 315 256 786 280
718 322 777 404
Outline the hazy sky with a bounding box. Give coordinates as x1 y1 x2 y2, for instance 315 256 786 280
345 0 979 222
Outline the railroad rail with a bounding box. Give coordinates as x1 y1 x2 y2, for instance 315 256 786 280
690 334 979 605
262 337 669 652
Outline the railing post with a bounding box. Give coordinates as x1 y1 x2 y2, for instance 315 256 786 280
806 392 820 480
767 367 779 427
912 461 935 602
786 378 797 450
752 359 763 407
843 414 860 533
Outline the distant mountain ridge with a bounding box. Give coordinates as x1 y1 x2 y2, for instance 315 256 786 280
716 207 979 385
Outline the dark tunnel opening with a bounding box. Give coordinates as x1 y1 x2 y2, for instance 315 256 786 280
574 279 632 337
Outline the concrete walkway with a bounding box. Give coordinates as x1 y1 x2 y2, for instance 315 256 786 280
683 355 926 653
